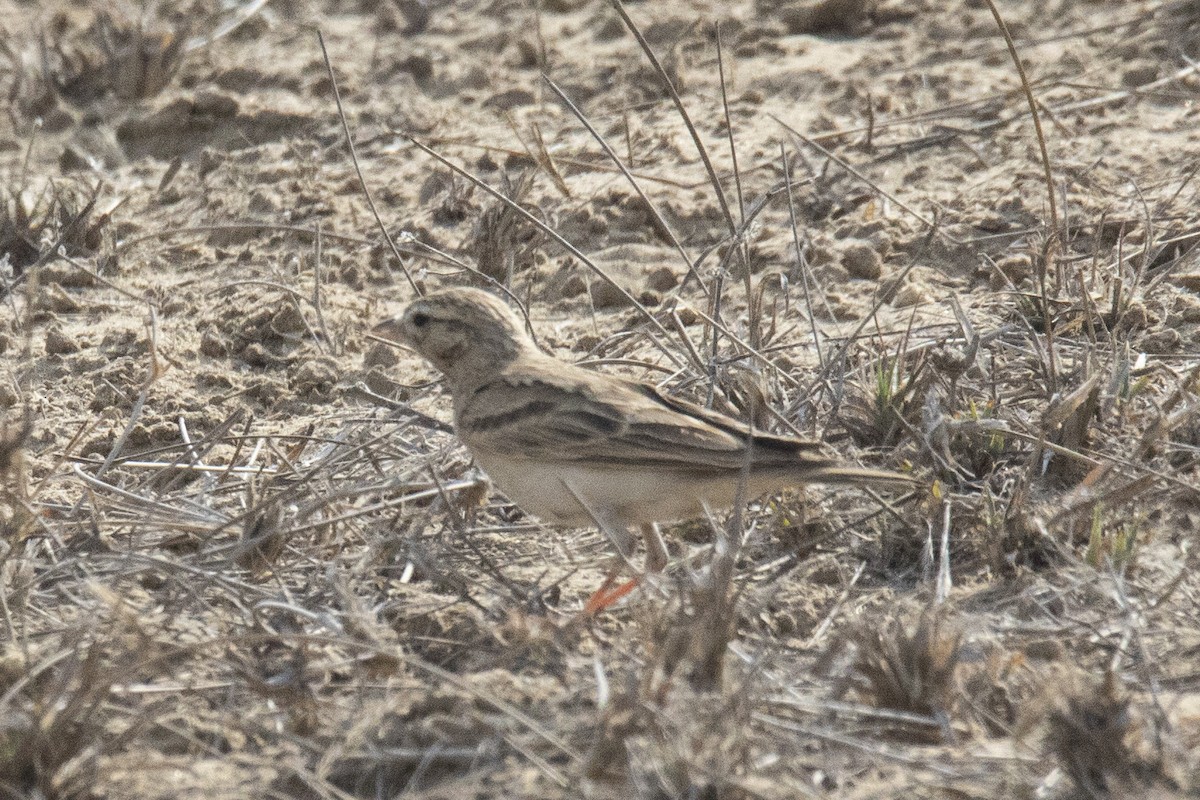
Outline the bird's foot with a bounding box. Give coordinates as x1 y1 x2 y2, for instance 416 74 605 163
583 572 640 615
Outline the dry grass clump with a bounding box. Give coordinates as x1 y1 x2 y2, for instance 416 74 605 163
0 411 34 546
323 691 505 795
1047 672 1188 799
840 342 929 452
1144 0 1200 74
0 609 164 798
958 644 1037 739
0 180 109 277
468 170 546 283
582 605 762 796
843 607 962 740
5 8 185 120
584 683 760 797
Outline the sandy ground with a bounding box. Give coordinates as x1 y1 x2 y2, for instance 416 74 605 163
2 0 1200 797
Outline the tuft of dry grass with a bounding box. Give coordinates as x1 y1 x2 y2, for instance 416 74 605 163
468 170 545 284
841 341 928 451
844 607 962 740
0 411 34 549
13 9 186 113
0 181 108 277
1047 672 1187 799
0 608 165 798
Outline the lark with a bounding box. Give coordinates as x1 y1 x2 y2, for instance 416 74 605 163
374 287 909 598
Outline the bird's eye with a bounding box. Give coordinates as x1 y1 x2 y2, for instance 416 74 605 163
410 311 431 328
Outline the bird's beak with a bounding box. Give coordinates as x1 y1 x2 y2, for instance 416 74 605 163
370 318 408 346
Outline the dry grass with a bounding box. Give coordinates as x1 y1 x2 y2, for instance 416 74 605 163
1 0 1199 797
3 6 186 132
468 170 545 282
0 180 108 277
844 607 962 739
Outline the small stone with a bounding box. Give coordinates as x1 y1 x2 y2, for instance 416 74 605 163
248 192 276 214
241 342 274 367
45 326 80 355
866 230 893 257
559 273 586 299
59 144 94 172
292 359 339 397
781 0 872 34
572 333 601 353
990 254 1033 289
1141 329 1181 352
193 91 239 117
200 330 228 358
35 263 97 288
1117 302 1152 332
1122 63 1159 88
483 89 536 111
363 341 399 369
590 280 632 309
1023 639 1064 661
974 211 1009 232
338 262 363 289
646 266 679 292
840 240 883 280
594 16 624 42
41 284 82 314
891 283 929 308
1174 295 1200 323
363 366 403 399
198 148 224 179
739 89 765 105
397 54 433 84
514 37 544 68
1170 273 1200 293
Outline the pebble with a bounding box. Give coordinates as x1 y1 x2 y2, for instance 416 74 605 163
590 280 633 309
45 326 81 355
646 266 679 292
200 330 228 358
891 283 929 308
840 240 883 280
558 273 587 299
363 342 400 369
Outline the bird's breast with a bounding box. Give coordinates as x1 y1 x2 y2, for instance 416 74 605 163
468 449 793 529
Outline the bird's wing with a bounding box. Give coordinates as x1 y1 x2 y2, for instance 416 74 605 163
456 366 835 474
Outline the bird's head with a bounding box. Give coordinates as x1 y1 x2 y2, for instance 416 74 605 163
373 287 536 390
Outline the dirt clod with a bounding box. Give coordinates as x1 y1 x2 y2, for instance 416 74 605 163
841 239 884 279
646 265 679 292
45 325 81 354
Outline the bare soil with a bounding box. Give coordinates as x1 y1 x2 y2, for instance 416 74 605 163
2 0 1200 797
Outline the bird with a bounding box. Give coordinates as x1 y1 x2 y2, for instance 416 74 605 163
373 286 911 608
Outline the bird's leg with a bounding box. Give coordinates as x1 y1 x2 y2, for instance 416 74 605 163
583 573 635 615
584 523 670 615
641 522 669 573
583 522 639 615
560 479 672 614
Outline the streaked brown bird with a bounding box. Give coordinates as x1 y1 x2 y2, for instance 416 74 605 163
375 287 910 608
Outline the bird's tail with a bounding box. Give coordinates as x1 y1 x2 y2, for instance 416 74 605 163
807 465 918 489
